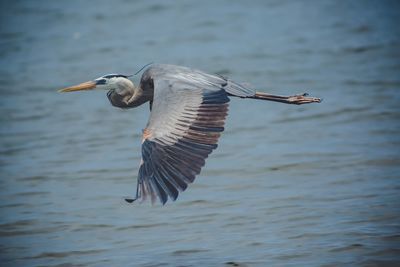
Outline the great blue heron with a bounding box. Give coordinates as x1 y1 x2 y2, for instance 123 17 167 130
59 64 321 205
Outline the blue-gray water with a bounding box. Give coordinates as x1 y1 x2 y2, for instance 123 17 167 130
1 1 399 266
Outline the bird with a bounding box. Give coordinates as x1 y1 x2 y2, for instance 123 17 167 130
59 63 321 205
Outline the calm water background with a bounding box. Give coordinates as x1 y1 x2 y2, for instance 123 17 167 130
1 1 399 266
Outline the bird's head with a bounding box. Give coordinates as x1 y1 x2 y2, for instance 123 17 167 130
58 74 134 94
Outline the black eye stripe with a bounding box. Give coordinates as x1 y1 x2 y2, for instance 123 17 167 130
103 74 129 79
96 79 107 85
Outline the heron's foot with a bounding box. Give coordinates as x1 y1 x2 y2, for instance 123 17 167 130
125 198 137 203
287 93 322 105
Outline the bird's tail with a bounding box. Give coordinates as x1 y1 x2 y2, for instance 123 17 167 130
248 92 322 105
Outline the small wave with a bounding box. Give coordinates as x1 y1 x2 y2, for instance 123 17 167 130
225 261 249 267
179 199 209 206
14 191 50 197
16 175 49 182
288 232 332 240
268 163 300 171
380 234 400 242
0 228 50 237
329 243 364 253
71 224 113 232
116 223 164 231
274 106 369 123
26 249 107 259
0 219 37 229
342 44 381 54
0 203 29 208
0 220 66 237
344 79 400 86
350 25 372 34
274 252 312 260
172 249 209 256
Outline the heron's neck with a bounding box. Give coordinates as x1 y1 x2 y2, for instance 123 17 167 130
125 85 145 107
107 80 150 109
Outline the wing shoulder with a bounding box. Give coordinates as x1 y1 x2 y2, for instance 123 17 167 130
143 64 255 97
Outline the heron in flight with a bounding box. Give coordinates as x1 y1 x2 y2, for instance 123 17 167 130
59 64 321 205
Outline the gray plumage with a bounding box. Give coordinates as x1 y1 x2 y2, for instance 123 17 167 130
59 63 321 205
128 64 252 204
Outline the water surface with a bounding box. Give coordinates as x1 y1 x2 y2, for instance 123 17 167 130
0 1 399 266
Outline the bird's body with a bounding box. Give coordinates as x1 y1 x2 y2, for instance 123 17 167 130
59 63 321 205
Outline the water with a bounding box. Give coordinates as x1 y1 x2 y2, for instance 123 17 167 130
1 0 399 266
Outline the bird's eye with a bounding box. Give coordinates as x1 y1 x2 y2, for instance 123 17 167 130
96 79 107 85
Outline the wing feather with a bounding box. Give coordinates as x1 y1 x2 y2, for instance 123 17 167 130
132 65 231 204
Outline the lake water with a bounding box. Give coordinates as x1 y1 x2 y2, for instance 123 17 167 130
1 1 399 266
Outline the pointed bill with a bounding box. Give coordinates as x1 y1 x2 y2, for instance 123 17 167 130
58 81 97 93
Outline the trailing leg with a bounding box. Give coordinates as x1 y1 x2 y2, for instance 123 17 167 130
248 92 321 105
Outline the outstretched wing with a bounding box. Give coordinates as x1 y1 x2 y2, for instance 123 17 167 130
131 65 232 204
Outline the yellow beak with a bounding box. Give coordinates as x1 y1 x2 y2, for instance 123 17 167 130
58 81 97 93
